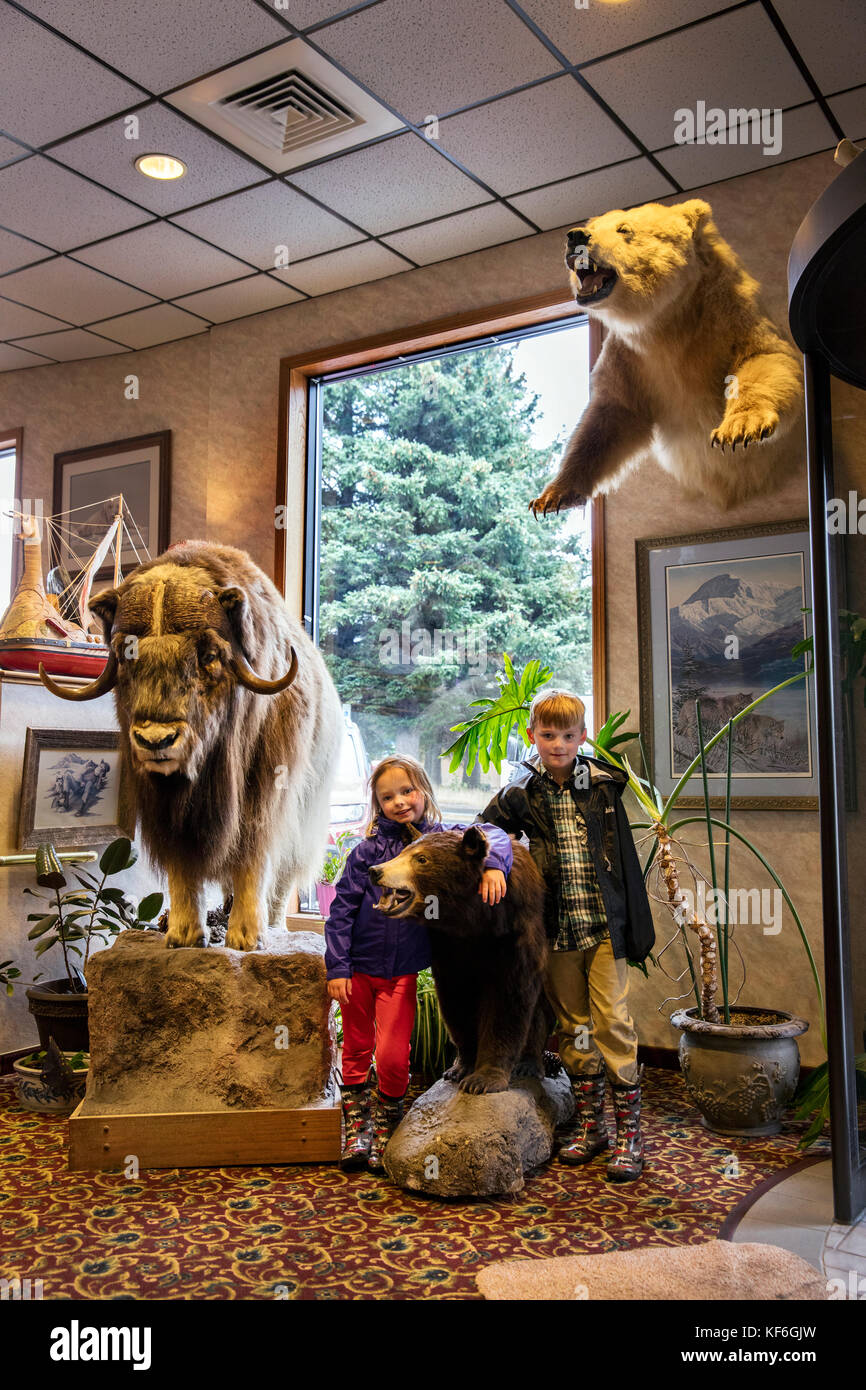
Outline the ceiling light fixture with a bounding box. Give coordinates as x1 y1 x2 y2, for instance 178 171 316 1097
135 153 186 180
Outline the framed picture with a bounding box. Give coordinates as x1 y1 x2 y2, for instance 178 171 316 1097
635 521 819 809
17 729 135 850
53 431 170 580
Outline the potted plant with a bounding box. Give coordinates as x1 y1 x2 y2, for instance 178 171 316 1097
12 1041 89 1115
445 652 823 1139
316 830 361 919
15 838 163 1053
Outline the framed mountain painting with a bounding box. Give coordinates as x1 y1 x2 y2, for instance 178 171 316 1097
635 521 819 809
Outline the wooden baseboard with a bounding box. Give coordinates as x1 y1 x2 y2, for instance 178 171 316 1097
68 1099 341 1171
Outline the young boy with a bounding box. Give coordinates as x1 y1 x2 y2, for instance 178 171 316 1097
479 690 654 1181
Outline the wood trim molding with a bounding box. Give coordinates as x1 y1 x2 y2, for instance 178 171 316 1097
0 426 24 589
588 319 605 729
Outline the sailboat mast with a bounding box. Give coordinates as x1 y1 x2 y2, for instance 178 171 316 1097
113 495 124 587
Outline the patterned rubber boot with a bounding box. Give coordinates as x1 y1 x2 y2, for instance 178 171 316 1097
606 1065 645 1182
340 1078 373 1171
367 1090 405 1173
559 1071 609 1165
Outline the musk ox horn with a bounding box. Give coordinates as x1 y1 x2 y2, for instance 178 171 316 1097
38 648 119 701
232 645 298 695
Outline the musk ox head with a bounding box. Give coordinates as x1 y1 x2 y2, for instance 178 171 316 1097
38 562 297 780
369 826 490 925
565 198 715 329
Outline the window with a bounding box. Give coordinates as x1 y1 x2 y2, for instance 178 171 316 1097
0 430 22 615
301 317 597 841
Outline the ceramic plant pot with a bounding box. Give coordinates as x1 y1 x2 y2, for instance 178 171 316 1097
13 1051 89 1115
316 882 338 920
25 978 89 1052
670 1005 809 1136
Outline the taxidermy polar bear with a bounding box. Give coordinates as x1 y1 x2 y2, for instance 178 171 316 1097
529 199 803 515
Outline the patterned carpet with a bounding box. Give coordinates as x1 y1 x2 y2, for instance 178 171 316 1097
0 1068 829 1301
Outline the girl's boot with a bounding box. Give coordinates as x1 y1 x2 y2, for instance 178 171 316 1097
368 1089 406 1172
559 1070 609 1164
340 1076 373 1171
607 1065 645 1182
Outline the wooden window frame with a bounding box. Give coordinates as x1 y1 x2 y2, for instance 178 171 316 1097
0 426 24 591
275 291 607 725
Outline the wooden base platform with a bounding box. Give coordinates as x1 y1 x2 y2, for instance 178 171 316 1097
68 1099 341 1171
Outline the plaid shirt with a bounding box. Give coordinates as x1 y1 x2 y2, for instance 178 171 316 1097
540 762 609 952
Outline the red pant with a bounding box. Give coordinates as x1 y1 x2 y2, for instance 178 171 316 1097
341 973 417 1097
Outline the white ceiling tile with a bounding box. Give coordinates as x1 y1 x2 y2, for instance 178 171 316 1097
0 135 31 167
50 104 268 215
655 103 837 188
773 0 866 95
0 228 53 276
0 259 156 321
517 0 744 66
0 342 56 371
14 0 289 94
829 86 866 141
262 0 355 24
87 303 210 349
0 157 152 252
0 4 146 146
7 328 129 361
507 157 675 231
171 182 360 268
290 134 486 235
314 0 559 122
71 223 252 299
381 202 531 265
0 297 70 337
272 242 409 296
436 76 637 197
173 275 304 323
585 6 813 152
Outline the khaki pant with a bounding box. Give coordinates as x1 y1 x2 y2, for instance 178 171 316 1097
544 936 639 1086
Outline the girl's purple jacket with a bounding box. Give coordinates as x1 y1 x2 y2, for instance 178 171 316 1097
324 815 513 981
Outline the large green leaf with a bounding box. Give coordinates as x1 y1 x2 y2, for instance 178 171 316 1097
137 892 164 922
27 914 59 940
99 838 136 875
441 652 552 774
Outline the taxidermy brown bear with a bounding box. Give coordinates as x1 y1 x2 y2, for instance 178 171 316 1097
370 825 551 1095
529 199 803 515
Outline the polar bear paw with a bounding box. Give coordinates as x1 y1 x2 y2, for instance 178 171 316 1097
711 407 779 452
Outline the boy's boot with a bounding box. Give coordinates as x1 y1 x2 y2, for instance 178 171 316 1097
559 1069 609 1164
607 1064 645 1182
339 1074 374 1171
368 1088 406 1172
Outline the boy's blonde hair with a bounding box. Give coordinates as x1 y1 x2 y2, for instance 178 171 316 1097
528 688 587 731
365 754 442 836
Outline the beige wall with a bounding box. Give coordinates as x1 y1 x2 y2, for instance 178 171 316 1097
0 148 842 1064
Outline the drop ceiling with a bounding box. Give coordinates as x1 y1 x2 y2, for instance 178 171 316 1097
0 0 862 374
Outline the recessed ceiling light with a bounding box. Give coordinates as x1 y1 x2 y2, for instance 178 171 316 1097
135 153 186 180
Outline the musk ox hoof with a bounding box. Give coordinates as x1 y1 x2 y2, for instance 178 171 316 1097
165 922 209 949
459 1067 510 1095
225 924 268 952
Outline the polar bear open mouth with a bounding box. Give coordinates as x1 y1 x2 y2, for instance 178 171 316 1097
569 255 618 304
377 885 419 917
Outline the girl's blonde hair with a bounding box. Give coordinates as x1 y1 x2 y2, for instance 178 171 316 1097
365 754 442 836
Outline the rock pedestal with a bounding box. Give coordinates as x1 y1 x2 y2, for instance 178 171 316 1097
82 929 336 1115
384 1073 574 1196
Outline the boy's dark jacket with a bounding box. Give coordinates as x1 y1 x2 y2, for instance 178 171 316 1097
478 750 655 962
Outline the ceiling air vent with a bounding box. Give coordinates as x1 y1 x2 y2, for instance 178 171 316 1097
166 39 403 173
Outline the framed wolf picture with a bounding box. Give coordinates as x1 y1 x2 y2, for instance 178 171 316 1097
635 521 821 810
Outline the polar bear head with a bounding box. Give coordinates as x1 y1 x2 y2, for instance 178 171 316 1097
565 199 718 331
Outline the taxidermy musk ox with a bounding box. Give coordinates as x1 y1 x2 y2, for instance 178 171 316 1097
39 541 344 952
529 198 803 516
370 825 551 1094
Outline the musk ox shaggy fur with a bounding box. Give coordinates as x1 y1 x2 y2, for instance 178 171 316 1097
371 826 550 1095
40 541 343 952
530 198 803 516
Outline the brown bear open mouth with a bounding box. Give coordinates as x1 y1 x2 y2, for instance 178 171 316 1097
568 256 618 304
377 885 415 916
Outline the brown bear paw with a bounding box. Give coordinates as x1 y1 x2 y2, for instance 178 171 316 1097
512 1057 544 1080
710 407 779 453
458 1066 510 1094
442 1060 467 1083
529 481 588 517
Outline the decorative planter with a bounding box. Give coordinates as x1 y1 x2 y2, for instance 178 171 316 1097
670 1006 809 1137
13 1051 89 1115
25 979 89 1052
316 882 338 920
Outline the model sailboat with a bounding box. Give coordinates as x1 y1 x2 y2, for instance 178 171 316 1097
0 496 148 677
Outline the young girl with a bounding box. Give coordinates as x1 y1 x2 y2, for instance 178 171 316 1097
325 754 513 1172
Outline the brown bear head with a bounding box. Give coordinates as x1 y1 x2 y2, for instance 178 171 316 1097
565 198 716 330
370 826 497 930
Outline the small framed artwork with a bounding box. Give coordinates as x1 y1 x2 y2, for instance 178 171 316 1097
18 729 135 850
53 431 170 580
635 520 820 809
